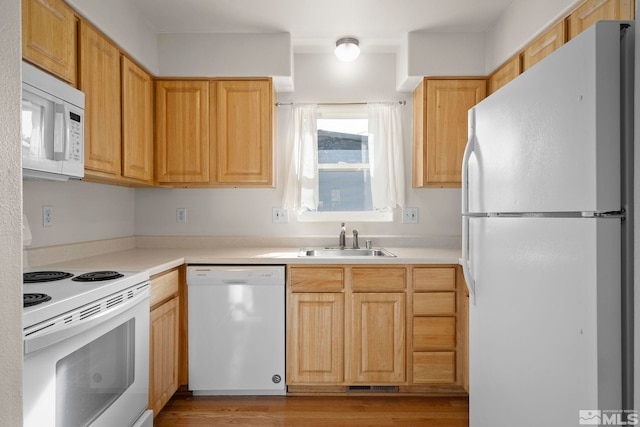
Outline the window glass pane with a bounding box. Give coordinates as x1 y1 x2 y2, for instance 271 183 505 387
317 110 371 212
318 170 373 211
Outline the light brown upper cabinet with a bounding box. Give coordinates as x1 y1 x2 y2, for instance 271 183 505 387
121 56 154 183
79 22 122 177
155 79 274 187
155 80 211 184
488 55 521 95
413 78 486 188
81 25 154 186
523 21 567 71
22 0 77 85
568 0 635 39
213 80 274 186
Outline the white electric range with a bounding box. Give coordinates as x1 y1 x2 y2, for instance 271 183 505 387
22 268 153 427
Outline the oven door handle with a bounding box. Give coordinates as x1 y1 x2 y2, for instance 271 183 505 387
24 287 150 356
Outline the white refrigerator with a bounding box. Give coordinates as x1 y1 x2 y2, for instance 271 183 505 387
462 21 634 426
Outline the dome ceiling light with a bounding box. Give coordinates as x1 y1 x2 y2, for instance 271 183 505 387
335 37 360 62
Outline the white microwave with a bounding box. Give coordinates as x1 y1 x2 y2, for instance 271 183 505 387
21 61 85 181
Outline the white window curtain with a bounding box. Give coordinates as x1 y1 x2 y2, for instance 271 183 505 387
367 102 405 210
282 104 319 212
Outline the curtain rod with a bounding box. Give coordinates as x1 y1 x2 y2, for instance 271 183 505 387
275 101 406 107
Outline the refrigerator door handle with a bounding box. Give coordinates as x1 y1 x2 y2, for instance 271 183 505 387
461 108 475 216
461 108 476 303
461 215 476 304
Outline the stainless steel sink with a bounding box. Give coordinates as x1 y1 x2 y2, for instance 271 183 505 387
298 248 396 257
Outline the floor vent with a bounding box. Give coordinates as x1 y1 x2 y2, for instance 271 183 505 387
347 386 399 393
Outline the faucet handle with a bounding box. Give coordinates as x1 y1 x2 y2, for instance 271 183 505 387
365 240 372 249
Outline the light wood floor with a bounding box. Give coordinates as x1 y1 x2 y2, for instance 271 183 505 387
154 393 469 426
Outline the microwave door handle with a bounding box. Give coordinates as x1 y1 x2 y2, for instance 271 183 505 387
53 103 66 160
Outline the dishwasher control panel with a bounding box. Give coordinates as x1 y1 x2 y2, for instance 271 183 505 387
187 265 285 286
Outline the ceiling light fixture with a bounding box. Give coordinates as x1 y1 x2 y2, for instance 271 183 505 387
335 37 360 62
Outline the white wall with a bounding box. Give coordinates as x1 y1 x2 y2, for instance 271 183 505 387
23 181 135 247
635 0 640 414
66 0 159 73
23 0 153 250
0 0 24 424
397 32 487 91
485 0 581 72
157 33 294 91
134 52 462 240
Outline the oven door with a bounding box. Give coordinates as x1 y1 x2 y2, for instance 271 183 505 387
23 284 150 427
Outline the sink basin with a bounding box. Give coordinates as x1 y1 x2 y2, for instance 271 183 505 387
298 248 396 257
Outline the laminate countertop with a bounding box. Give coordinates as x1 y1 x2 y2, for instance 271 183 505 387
36 246 462 277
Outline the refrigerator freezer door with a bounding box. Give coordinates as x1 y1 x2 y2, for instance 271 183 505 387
468 216 621 426
467 22 626 214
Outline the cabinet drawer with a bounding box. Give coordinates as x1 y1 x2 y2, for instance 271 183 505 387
352 267 406 292
413 292 456 315
289 267 344 292
412 351 456 384
150 269 180 308
413 317 456 350
413 268 455 291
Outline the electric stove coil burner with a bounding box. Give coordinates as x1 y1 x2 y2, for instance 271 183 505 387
24 293 52 307
23 271 74 283
72 271 124 282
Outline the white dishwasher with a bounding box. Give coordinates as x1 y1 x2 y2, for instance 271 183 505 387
187 265 286 395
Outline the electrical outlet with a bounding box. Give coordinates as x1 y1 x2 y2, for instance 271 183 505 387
402 207 418 224
43 205 53 227
272 207 289 223
176 208 187 224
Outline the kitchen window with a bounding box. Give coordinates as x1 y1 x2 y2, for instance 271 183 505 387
283 103 405 222
317 105 372 212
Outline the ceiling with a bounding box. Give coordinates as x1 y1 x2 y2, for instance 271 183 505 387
128 0 515 53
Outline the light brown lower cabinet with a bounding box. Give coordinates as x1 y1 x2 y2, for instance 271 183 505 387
149 268 181 415
350 292 405 383
287 292 345 384
410 266 466 389
287 265 467 394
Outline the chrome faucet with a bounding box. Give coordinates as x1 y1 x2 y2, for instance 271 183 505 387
339 223 346 249
352 229 359 249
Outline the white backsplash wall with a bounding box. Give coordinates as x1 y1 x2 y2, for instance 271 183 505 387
23 180 135 247
134 52 463 241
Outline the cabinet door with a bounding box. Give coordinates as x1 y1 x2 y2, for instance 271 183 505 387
287 293 344 384
523 21 566 71
121 56 153 183
155 80 210 183
488 55 521 95
22 0 77 85
214 80 273 186
569 0 634 39
349 293 405 383
80 23 121 175
413 79 486 188
149 296 180 415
